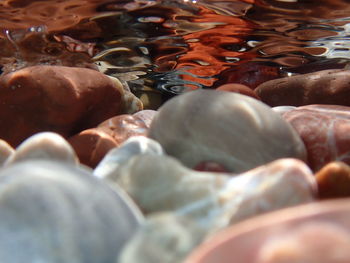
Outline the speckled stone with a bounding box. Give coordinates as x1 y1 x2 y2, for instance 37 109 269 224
148 89 307 173
282 104 350 171
112 154 316 231
5 132 78 166
315 161 350 199
0 160 143 263
255 69 350 107
184 199 350 263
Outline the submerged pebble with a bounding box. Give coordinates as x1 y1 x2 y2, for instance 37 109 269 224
148 89 306 173
112 154 316 232
0 160 143 263
282 104 350 171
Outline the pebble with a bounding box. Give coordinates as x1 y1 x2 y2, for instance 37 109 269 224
113 154 316 232
0 65 142 147
184 199 350 263
94 136 164 179
0 159 143 263
5 132 78 166
315 161 350 199
148 89 307 173
69 110 157 167
68 128 118 167
282 104 350 171
255 69 350 107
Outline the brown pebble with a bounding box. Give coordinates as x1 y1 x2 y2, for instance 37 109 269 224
68 128 118 168
315 162 350 199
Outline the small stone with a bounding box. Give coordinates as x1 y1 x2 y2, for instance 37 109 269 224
133 110 158 128
255 69 350 107
315 162 350 199
184 199 350 263
68 128 118 168
282 104 350 171
113 154 315 231
119 213 206 263
149 89 306 173
94 136 164 179
216 83 260 100
5 132 78 166
0 65 130 146
0 160 143 263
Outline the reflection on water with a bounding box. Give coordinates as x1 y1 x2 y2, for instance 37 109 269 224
1 0 350 95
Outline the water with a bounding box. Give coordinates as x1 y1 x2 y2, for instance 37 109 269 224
1 0 350 99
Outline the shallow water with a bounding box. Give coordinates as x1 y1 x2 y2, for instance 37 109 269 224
1 0 350 97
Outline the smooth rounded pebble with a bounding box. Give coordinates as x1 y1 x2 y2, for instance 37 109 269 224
184 199 350 263
148 89 307 173
0 160 143 263
5 132 78 166
113 154 316 231
0 139 14 166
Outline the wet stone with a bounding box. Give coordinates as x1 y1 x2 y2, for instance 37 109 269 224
112 154 316 232
0 65 127 147
256 69 350 107
148 89 306 173
184 199 350 263
315 161 350 199
69 110 156 168
282 104 350 171
68 128 118 168
0 160 143 263
5 132 78 166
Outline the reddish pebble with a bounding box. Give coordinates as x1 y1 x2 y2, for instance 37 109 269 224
282 104 350 171
68 128 118 168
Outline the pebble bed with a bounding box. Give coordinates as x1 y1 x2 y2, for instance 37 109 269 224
1 1 350 263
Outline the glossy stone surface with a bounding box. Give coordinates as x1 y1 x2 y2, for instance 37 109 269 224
282 104 350 171
315 161 350 199
6 132 78 166
0 65 127 146
0 160 143 263
113 154 316 232
184 199 350 263
149 89 306 173
256 69 350 107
